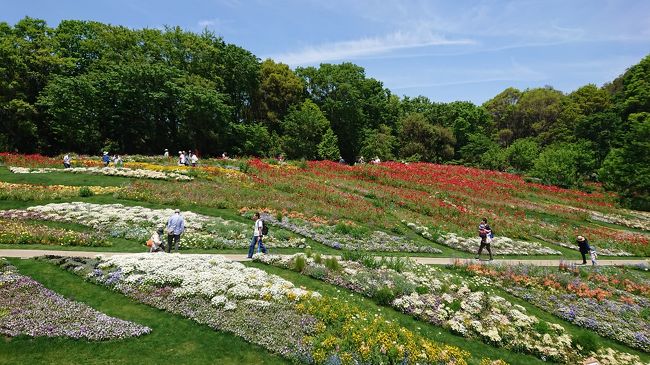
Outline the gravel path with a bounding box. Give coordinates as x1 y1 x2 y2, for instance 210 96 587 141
1 249 648 267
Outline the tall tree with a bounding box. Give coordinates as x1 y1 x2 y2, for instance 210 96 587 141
296 63 391 162
280 99 332 159
254 59 305 132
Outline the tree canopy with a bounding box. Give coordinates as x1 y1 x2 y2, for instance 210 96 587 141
0 17 649 208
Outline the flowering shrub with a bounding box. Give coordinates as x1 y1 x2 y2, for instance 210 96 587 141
47 254 469 365
453 262 650 352
0 202 304 249
0 181 121 201
0 153 60 167
0 219 109 246
0 259 150 340
9 166 192 181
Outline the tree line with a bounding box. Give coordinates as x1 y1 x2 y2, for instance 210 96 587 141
0 17 648 209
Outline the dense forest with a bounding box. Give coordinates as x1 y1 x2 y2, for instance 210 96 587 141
0 17 648 208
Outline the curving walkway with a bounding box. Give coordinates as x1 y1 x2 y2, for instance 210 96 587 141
1 249 648 267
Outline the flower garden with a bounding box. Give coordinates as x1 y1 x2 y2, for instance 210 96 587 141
0 153 648 365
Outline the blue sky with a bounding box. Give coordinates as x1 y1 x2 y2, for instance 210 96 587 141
4 0 650 104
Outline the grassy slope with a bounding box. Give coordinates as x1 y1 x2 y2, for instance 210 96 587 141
1 258 288 365
0 169 642 259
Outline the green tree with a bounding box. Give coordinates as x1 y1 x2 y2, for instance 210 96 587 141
254 59 305 132
398 113 455 162
296 63 392 162
280 99 332 159
505 138 539 172
600 112 650 209
483 87 521 140
460 133 498 164
360 124 396 161
228 123 271 157
531 142 595 188
317 128 341 161
480 146 509 171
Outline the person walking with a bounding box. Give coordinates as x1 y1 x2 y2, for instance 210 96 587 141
102 152 110 166
166 208 185 253
475 218 493 261
164 149 169 158
63 154 71 168
247 212 267 258
576 235 591 265
190 153 198 167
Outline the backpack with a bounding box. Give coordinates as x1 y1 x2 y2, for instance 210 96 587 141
261 220 269 236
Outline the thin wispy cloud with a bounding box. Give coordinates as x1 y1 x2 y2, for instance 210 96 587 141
271 30 475 66
387 61 547 90
198 19 218 27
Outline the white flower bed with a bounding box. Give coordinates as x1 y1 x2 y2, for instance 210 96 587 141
97 254 319 310
405 221 561 255
9 166 192 181
1 202 305 249
255 253 575 362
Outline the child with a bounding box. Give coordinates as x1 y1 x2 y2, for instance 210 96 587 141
589 248 598 266
148 227 165 253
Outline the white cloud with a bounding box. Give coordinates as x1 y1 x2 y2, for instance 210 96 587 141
270 30 475 66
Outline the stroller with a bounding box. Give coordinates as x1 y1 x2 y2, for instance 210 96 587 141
147 228 166 253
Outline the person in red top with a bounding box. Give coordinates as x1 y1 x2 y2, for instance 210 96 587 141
475 218 493 261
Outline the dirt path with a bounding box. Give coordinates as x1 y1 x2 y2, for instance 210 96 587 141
1 249 648 267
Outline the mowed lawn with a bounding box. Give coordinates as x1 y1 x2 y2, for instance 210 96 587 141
0 258 288 365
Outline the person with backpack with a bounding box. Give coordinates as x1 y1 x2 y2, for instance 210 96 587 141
475 217 493 261
247 212 268 258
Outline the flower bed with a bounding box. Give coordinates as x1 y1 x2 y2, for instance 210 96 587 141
0 202 304 249
405 221 561 256
0 258 150 340
452 262 650 352
9 166 192 181
0 219 109 247
254 253 577 362
249 211 442 253
256 253 648 363
46 254 470 365
0 181 121 201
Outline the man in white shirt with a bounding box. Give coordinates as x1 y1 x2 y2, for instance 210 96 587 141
190 153 198 167
247 212 267 258
166 208 185 253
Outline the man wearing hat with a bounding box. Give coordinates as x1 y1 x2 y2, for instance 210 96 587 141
576 235 591 265
166 208 185 253
163 149 169 158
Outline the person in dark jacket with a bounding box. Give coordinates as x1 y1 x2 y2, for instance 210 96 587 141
475 218 493 261
576 235 591 264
